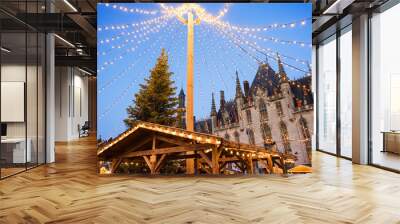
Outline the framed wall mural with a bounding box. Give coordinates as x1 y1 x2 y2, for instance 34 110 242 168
97 3 312 175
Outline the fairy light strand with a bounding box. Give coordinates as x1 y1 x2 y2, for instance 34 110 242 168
212 23 310 74
200 10 311 33
208 24 312 90
98 20 171 57
98 15 171 46
203 24 258 84
99 20 181 119
222 26 311 48
98 21 178 93
97 14 173 31
98 20 172 72
217 23 310 65
103 3 159 15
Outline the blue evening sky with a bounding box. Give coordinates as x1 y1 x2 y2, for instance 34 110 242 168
97 3 311 140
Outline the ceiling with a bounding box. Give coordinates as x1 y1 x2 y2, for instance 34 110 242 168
0 0 97 74
312 0 390 43
3 0 393 74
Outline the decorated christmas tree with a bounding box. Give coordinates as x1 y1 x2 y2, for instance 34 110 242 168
124 49 178 127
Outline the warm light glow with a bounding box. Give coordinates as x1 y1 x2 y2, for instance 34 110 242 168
54 34 75 48
63 0 78 12
99 167 111 174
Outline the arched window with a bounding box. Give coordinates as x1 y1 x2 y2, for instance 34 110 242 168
275 101 283 116
247 129 255 145
234 131 240 142
259 100 268 121
299 117 311 139
224 133 230 140
246 109 252 123
299 116 311 151
280 121 291 152
261 123 272 143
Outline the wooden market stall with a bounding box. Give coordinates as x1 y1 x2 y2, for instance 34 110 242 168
97 121 296 175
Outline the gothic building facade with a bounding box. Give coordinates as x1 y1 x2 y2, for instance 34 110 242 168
195 57 313 165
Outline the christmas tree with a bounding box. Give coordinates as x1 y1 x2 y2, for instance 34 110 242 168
124 49 178 127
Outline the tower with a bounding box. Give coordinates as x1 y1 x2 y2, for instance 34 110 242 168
177 88 186 128
210 92 217 131
277 54 295 116
219 90 225 112
277 54 291 97
277 53 289 84
235 70 244 110
178 88 185 109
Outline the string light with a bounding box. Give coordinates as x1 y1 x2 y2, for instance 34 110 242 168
98 16 172 45
202 25 253 83
212 23 311 74
99 20 181 119
199 8 310 32
201 24 257 78
99 20 179 94
98 21 171 57
194 3 230 22
98 29 166 93
222 27 311 48
159 3 193 17
218 23 310 65
98 21 171 72
103 3 159 15
99 4 313 148
201 23 313 115
97 14 173 31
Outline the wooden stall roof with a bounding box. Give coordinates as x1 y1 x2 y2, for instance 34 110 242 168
97 121 295 160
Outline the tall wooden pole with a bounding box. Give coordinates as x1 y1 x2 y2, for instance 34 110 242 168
185 11 195 174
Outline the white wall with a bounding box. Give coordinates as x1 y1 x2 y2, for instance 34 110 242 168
1 63 46 164
55 67 89 141
1 65 39 138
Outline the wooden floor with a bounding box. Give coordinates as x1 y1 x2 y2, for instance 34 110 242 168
372 151 400 171
0 136 400 224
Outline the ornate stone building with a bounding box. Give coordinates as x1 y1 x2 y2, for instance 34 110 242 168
195 57 313 165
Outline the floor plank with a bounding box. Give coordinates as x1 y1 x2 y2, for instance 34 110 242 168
0 136 399 223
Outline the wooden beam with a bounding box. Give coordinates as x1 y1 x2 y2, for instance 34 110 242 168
247 157 254 175
198 151 212 168
200 164 211 174
143 155 155 174
212 146 220 174
123 144 209 158
155 154 167 173
165 154 199 160
219 162 227 172
122 137 153 155
156 135 188 146
280 157 287 174
272 156 283 168
218 156 240 163
258 159 272 174
216 146 224 159
111 158 122 173
266 154 274 173
233 161 245 173
152 135 156 150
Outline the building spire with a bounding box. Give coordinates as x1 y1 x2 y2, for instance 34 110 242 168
220 90 225 111
235 70 244 99
277 53 288 83
178 88 185 108
211 92 217 116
